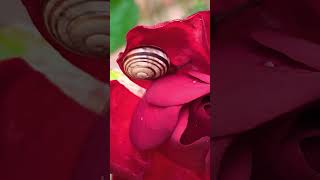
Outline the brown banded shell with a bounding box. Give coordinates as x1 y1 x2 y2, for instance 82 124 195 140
43 0 109 58
123 47 170 80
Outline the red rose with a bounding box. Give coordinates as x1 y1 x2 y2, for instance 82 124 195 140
0 1 108 179
213 1 320 179
0 58 104 180
111 11 211 179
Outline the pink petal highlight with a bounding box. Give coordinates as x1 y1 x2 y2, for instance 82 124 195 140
130 98 182 150
145 74 210 107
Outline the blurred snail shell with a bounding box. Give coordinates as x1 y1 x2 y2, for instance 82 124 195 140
43 0 109 58
123 47 170 80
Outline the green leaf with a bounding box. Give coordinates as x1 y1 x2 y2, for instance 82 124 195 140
110 0 139 53
189 0 208 15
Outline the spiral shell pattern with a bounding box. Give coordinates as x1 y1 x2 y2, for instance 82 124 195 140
123 47 170 80
43 0 109 58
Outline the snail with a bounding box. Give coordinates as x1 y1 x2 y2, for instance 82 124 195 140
123 46 170 80
43 0 109 58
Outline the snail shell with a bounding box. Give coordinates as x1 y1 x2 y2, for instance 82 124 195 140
123 47 170 80
43 0 109 58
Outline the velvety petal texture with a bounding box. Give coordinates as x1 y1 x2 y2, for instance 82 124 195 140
111 80 209 179
213 0 320 137
161 108 210 173
110 81 149 179
219 140 252 180
188 70 210 83
143 152 205 180
111 10 210 180
0 58 100 180
214 1 320 179
213 0 248 14
252 31 320 71
127 72 210 178
130 98 182 150
145 74 210 107
181 97 211 144
215 108 320 180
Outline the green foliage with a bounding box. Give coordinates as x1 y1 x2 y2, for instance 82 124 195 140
189 0 209 15
110 0 139 53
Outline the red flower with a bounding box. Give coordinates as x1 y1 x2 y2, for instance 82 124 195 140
0 58 103 180
0 1 108 179
117 11 210 88
213 1 320 180
111 11 211 179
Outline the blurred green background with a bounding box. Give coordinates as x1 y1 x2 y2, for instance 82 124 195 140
110 0 210 73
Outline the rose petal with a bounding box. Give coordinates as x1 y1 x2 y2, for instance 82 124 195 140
250 116 319 180
213 39 320 137
262 0 320 40
143 152 203 180
73 117 107 180
188 71 210 83
161 108 210 175
110 81 149 179
212 137 234 180
301 136 320 173
0 58 98 180
252 31 320 71
181 97 211 144
205 148 211 176
130 98 182 150
213 0 248 14
218 139 252 180
145 74 210 107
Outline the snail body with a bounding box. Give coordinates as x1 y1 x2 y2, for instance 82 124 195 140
123 47 170 80
43 0 109 58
